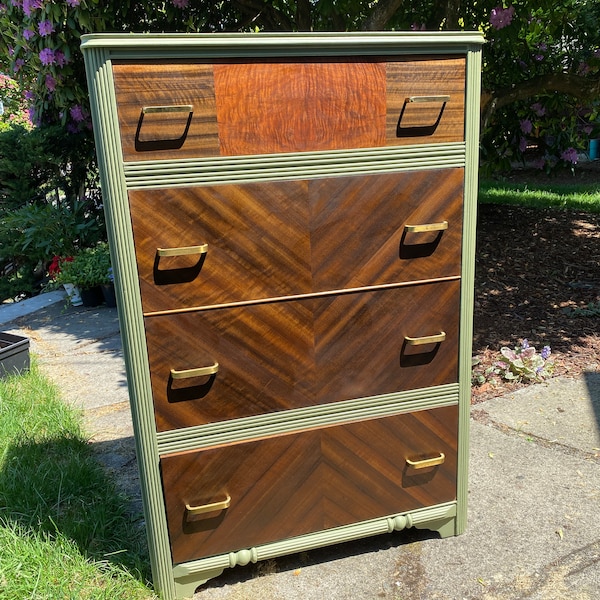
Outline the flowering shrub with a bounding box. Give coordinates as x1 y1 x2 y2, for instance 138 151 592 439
479 1 600 173
0 73 32 131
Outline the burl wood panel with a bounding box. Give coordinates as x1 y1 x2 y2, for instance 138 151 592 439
213 60 387 155
112 61 220 162
386 57 466 145
130 169 463 314
144 281 459 431
161 406 458 563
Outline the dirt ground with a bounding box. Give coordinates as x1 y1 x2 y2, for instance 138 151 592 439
471 164 600 401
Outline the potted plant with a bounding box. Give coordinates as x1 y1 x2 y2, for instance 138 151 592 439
54 243 112 307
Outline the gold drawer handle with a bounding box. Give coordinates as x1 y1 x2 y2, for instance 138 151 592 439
406 453 445 469
157 244 208 258
404 332 446 346
406 95 451 104
185 494 231 515
404 221 448 234
170 362 219 380
142 104 193 115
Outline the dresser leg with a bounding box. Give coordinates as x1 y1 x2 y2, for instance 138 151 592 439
173 567 225 600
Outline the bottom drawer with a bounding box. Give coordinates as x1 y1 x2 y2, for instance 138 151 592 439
161 405 458 564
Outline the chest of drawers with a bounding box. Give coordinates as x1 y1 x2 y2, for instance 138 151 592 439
82 32 483 600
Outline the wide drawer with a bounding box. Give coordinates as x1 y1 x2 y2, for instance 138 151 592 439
113 57 465 161
161 406 458 564
130 169 464 313
144 280 460 431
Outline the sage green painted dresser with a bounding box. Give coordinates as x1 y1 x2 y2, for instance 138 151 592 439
81 32 484 599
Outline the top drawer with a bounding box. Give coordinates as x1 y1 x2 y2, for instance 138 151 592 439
112 56 465 161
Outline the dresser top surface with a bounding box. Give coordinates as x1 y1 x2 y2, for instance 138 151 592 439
80 31 484 58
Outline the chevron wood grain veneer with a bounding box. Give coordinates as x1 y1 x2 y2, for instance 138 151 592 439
82 31 484 600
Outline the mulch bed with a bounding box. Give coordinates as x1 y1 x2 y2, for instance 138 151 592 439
471 167 600 402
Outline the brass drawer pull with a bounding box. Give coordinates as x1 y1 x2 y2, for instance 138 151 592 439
170 362 219 380
406 95 451 104
404 221 448 234
185 494 231 515
157 244 208 258
404 332 446 346
406 453 445 469
142 104 193 115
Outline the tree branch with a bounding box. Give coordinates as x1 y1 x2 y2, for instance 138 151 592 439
360 0 404 31
482 73 600 131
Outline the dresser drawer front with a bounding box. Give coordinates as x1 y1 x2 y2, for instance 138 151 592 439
113 57 464 162
162 406 458 564
145 281 459 431
130 169 463 313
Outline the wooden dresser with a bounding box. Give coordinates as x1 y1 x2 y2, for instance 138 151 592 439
82 32 483 600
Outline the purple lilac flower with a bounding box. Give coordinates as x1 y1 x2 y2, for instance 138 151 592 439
39 48 55 65
520 119 533 135
55 50 67 67
23 28 35 41
489 6 515 29
519 137 527 153
541 346 551 360
22 0 42 17
45 73 56 91
521 339 529 350
561 148 579 164
172 0 188 7
531 102 545 117
13 58 25 72
66 0 80 5
38 20 54 36
70 104 86 122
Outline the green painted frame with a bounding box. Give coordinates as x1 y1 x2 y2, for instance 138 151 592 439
82 32 483 600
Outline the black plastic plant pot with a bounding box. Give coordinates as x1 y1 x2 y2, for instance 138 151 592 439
0 332 30 378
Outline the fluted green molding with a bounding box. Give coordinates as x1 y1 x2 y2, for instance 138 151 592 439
172 501 457 599
123 143 466 188
82 46 176 600
455 41 484 535
157 383 459 455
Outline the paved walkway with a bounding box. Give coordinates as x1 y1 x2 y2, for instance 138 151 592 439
2 294 599 599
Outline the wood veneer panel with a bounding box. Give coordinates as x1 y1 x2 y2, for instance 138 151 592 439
144 302 316 432
145 282 459 431
309 168 463 290
386 57 466 144
129 180 311 313
131 170 462 313
313 281 460 401
112 61 219 161
213 60 387 155
162 406 458 563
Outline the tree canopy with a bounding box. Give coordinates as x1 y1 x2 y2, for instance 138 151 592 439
1 0 600 172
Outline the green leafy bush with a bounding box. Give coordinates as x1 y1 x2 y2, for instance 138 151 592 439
54 243 112 290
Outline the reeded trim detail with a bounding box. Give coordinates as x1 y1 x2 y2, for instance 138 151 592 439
124 143 466 188
156 383 459 455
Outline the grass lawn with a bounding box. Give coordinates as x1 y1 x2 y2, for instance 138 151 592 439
479 178 600 212
0 361 157 600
